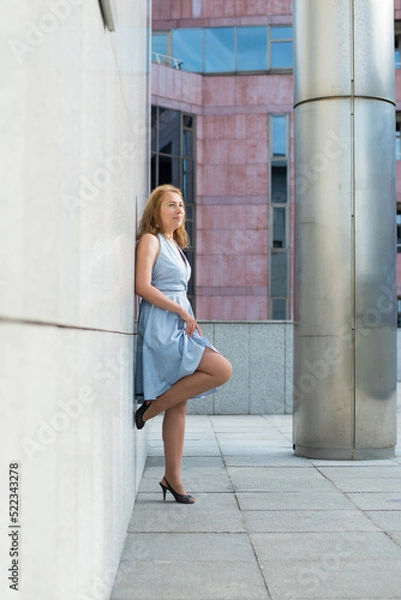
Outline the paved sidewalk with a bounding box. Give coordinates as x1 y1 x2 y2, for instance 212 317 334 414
111 405 401 600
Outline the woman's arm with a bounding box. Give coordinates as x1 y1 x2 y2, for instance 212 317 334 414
135 233 201 336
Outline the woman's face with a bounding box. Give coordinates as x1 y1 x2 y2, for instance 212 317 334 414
157 191 185 233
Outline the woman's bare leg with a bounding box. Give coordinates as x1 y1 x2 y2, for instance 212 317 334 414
161 400 191 498
144 348 232 422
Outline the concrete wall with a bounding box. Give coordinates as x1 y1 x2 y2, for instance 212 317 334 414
187 321 294 415
1 1 149 599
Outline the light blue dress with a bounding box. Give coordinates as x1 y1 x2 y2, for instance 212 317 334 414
135 233 217 402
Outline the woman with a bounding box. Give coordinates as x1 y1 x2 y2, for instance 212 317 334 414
134 184 232 504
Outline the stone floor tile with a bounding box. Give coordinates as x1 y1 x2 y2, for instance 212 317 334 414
365 510 401 531
227 466 337 492
243 509 379 533
128 494 245 533
260 559 401 600
224 451 312 467
209 415 275 431
325 478 401 493
118 532 255 562
250 531 401 562
389 531 401 546
218 439 291 455
111 559 270 600
310 459 399 467
317 466 401 478
237 491 355 511
346 492 401 510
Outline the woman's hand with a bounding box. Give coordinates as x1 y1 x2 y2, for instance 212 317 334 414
178 308 202 337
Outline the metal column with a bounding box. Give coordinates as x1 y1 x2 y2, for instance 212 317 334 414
293 0 397 459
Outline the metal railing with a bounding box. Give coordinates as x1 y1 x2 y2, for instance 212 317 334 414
152 52 183 70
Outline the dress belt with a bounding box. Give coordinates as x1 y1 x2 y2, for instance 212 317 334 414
160 289 187 295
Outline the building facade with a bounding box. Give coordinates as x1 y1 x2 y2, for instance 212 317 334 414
152 0 401 323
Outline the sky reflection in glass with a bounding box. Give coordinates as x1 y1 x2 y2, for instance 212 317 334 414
237 27 267 71
172 28 203 72
204 28 235 72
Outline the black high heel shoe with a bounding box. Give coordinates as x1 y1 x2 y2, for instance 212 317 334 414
135 401 151 430
159 478 195 504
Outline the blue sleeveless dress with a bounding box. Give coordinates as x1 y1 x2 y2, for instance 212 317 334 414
135 233 217 402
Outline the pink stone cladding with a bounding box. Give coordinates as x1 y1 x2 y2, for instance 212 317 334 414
152 0 401 317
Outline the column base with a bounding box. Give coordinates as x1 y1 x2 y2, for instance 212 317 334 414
294 445 396 461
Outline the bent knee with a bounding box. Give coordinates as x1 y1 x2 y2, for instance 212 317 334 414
218 357 233 385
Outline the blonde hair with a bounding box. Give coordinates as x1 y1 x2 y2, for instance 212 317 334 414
136 184 190 249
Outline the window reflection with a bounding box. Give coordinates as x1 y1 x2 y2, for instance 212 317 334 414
271 42 293 69
273 207 286 248
183 130 193 157
272 116 287 157
151 106 157 152
269 113 289 320
152 25 292 73
159 155 181 186
272 298 286 320
271 252 288 297
398 297 401 328
172 29 203 72
182 159 194 204
237 27 267 71
204 28 235 72
152 32 168 56
271 165 287 203
159 108 181 156
271 26 292 40
397 212 401 252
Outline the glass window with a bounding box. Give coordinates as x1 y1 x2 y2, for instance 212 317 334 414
271 165 287 203
151 153 157 190
182 159 194 204
151 106 157 152
183 130 193 157
237 27 267 71
158 155 181 186
273 207 286 248
183 114 193 128
172 29 203 72
272 298 286 320
271 26 293 69
397 213 401 252
272 115 287 157
271 252 288 297
204 27 235 73
152 32 168 57
158 108 181 156
271 26 292 40
271 41 293 68
395 24 401 70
